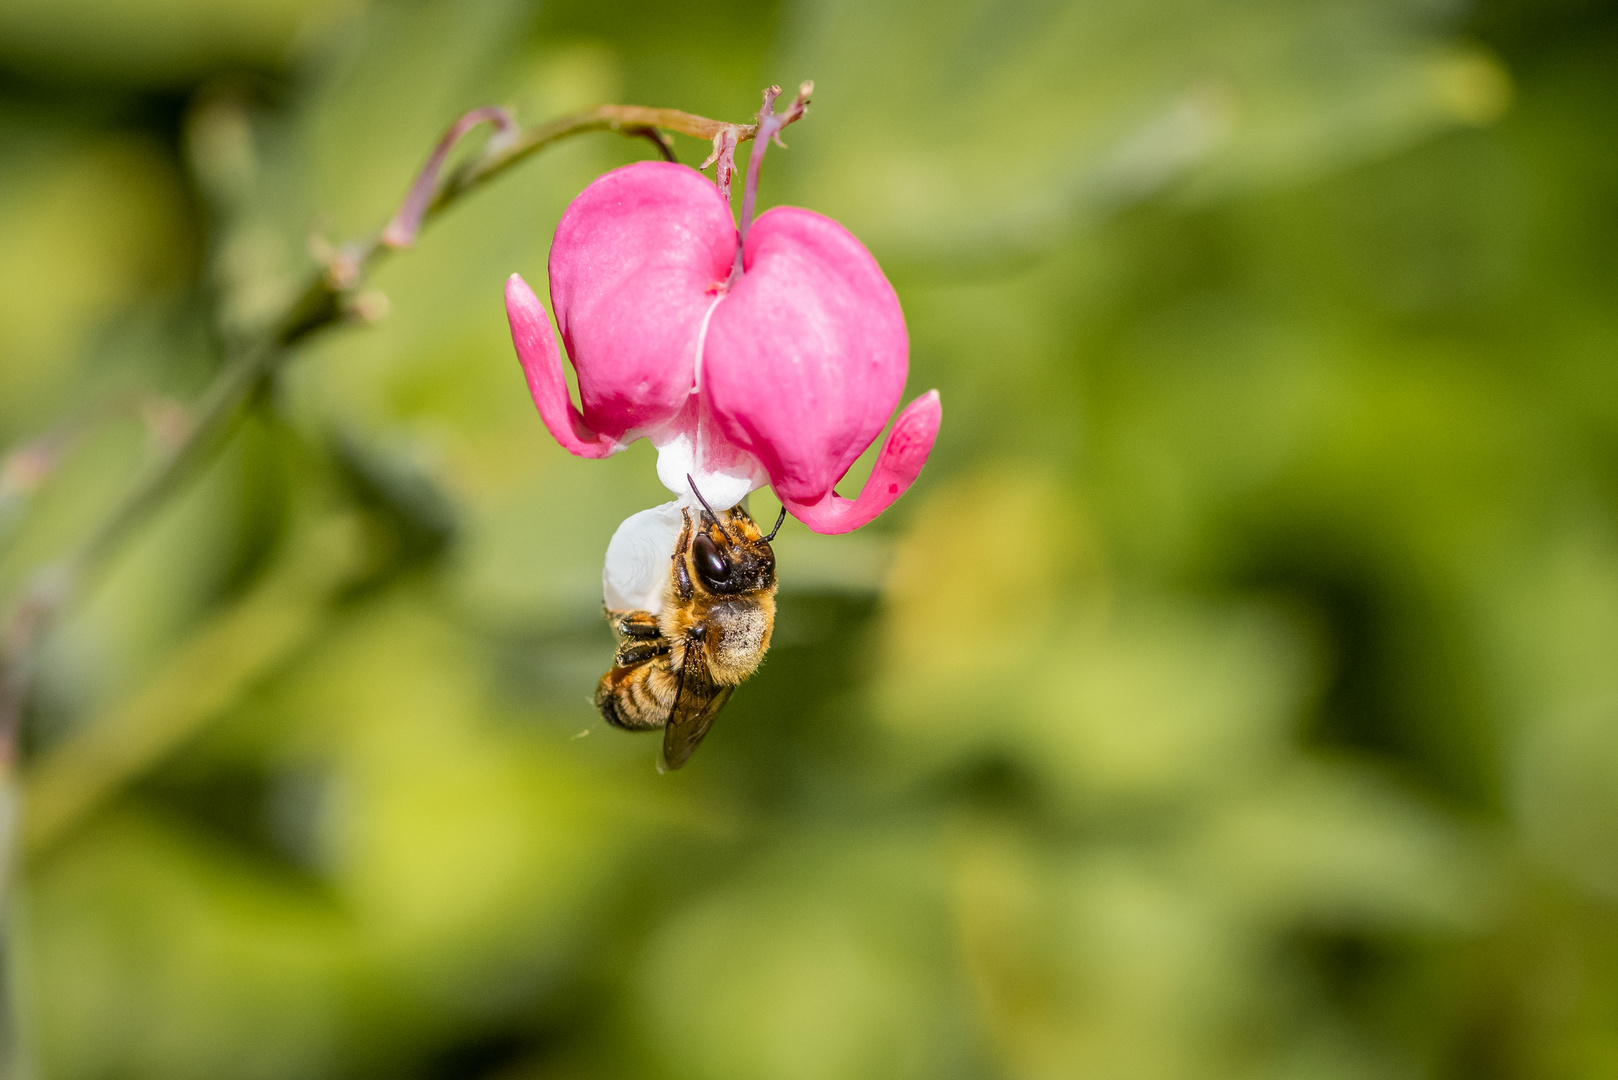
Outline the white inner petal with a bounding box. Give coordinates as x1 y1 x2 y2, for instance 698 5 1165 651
603 501 685 614
652 427 762 511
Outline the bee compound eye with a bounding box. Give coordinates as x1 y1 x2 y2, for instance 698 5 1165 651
693 532 732 587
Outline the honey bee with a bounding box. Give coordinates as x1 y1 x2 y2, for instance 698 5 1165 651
594 477 785 771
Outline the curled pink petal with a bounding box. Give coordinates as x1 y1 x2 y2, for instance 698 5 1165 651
506 274 619 459
549 161 736 440
780 390 941 534
704 206 909 504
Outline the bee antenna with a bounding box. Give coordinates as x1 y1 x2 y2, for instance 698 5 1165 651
763 505 786 543
685 474 735 539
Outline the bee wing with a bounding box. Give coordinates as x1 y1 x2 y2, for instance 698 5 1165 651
658 639 735 772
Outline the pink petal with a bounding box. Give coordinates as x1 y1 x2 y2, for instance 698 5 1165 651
505 273 618 458
549 161 737 440
703 206 909 506
781 390 942 534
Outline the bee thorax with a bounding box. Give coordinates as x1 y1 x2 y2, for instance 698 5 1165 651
702 601 773 682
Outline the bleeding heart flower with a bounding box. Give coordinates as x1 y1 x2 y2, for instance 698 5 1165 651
505 85 940 609
507 113 938 509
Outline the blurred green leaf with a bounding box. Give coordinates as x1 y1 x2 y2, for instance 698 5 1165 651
780 0 1509 261
0 0 363 84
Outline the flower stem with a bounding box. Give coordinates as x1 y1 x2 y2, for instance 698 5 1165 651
730 82 814 284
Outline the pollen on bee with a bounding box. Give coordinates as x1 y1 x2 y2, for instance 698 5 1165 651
704 601 772 682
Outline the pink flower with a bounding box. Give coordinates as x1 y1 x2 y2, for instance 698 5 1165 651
504 150 940 536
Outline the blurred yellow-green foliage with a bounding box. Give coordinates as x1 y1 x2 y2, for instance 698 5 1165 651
2 0 1618 1076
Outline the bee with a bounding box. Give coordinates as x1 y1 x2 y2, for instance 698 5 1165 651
594 477 785 770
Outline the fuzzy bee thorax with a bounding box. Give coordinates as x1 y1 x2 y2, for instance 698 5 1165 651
702 596 775 683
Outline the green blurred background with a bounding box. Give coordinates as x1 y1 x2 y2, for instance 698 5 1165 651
2 0 1617 1076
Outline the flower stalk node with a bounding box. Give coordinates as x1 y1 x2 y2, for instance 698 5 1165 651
309 232 363 290
701 126 743 201
347 290 391 325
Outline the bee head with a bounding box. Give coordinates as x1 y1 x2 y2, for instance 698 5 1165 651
687 476 784 595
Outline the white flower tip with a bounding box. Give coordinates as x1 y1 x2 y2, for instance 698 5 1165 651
603 501 686 614
652 430 763 511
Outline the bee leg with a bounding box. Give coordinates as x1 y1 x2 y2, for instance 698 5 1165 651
617 640 671 666
616 610 662 639
672 510 695 602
